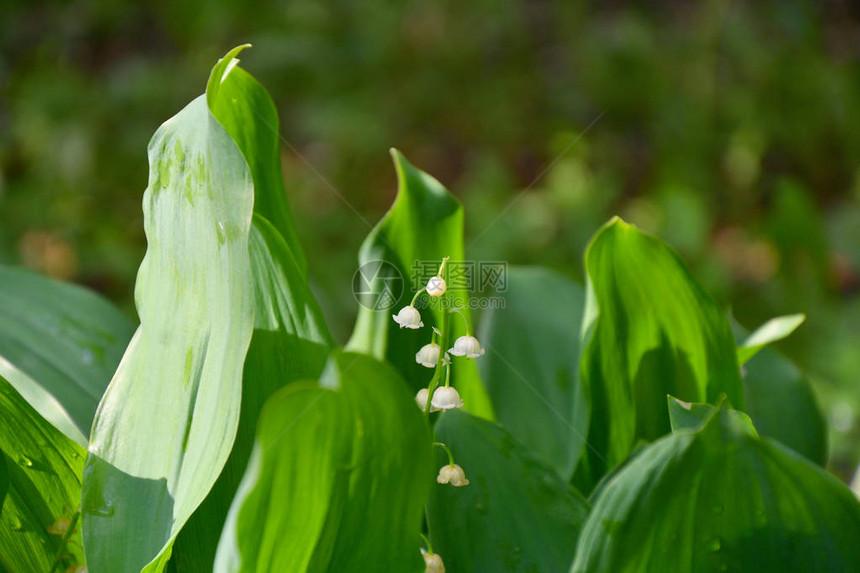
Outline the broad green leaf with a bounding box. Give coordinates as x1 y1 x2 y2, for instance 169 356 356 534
173 214 332 571
214 351 432 573
82 75 256 572
477 266 586 479
572 404 860 573
576 217 742 489
0 265 135 444
667 395 757 435
206 45 307 277
737 313 805 365
346 149 493 420
427 409 589 573
741 337 827 466
0 374 87 572
171 46 333 572
0 358 87 448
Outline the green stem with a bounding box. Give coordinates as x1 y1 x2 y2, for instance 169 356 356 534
433 442 456 466
430 326 441 346
410 287 426 308
449 307 471 336
423 310 450 415
420 531 434 554
436 256 449 278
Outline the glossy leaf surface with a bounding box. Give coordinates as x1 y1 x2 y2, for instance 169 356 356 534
0 265 134 445
572 404 860 573
427 409 589 573
0 374 86 572
172 45 332 572
214 351 432 573
82 59 256 572
477 266 587 479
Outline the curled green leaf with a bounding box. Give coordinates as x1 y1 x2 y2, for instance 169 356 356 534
577 217 742 489
82 49 257 572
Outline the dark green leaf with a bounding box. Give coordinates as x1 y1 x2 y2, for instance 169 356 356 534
0 373 86 572
572 404 860 572
427 409 589 573
477 266 586 479
214 351 432 573
346 149 493 420
737 314 805 365
0 265 135 445
82 65 257 571
731 316 827 465
576 217 742 489
746 354 827 468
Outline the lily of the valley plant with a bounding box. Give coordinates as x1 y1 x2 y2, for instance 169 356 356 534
0 46 858 573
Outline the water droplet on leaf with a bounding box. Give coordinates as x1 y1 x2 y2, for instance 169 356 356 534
84 501 115 517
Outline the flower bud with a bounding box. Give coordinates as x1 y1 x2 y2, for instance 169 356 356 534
426 276 447 297
448 335 485 358
431 386 463 410
416 343 442 368
392 305 423 329
421 548 446 573
436 463 470 487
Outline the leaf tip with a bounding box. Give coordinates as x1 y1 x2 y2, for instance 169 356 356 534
668 395 692 410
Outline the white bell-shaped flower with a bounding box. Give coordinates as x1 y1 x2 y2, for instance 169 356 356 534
426 276 447 297
415 343 442 368
415 388 440 412
421 548 446 573
415 388 429 409
392 305 423 329
436 463 470 487
448 335 485 358
431 386 463 410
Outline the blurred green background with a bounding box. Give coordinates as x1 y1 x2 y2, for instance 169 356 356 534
1 1 858 475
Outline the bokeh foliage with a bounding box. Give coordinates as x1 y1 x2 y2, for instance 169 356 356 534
1 0 858 473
